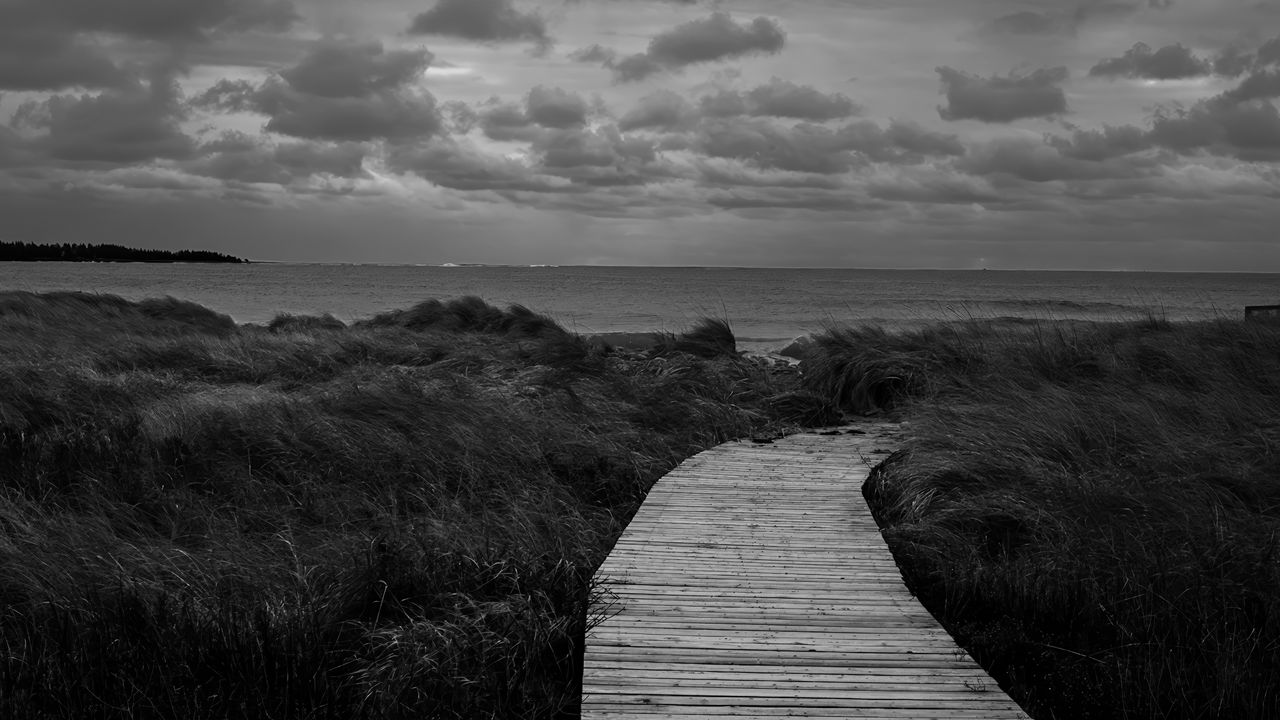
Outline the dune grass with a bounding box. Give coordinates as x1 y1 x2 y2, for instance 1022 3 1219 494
800 316 1280 719
0 292 802 719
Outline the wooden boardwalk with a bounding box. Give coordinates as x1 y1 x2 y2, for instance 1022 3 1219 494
582 424 1030 719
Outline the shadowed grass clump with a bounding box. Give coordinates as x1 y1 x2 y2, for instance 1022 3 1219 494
0 292 801 720
267 312 346 333
805 317 1280 719
653 318 738 359
358 296 566 338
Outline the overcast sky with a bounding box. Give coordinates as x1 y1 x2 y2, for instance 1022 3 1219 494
1 0 1279 269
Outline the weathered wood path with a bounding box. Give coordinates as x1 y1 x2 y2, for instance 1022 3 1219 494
582 424 1030 719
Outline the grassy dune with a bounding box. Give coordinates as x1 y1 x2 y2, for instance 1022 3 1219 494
801 317 1280 719
9 290 1276 719
0 292 812 719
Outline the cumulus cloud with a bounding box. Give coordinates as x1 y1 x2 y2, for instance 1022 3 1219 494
470 86 590 141
192 40 442 141
936 66 1069 123
278 41 432 98
618 90 699 132
12 66 195 163
408 0 549 50
526 85 589 128
699 79 859 121
610 12 785 83
184 131 367 184
1089 42 1210 80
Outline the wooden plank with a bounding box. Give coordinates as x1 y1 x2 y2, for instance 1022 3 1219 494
581 426 1030 719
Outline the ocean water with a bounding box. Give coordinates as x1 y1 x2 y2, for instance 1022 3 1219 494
3 262 1279 352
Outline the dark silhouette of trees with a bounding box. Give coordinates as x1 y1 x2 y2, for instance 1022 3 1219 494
0 242 246 263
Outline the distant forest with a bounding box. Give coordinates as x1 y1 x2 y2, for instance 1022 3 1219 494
0 242 247 264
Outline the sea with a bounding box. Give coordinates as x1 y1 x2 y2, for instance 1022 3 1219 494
3 262 1279 353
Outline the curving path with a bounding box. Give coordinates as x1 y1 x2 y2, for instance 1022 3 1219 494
581 424 1031 719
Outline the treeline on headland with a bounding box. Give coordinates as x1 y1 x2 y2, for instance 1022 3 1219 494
0 291 1277 719
0 241 246 263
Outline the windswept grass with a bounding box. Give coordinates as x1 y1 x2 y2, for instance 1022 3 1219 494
0 292 802 719
654 318 738 359
803 316 1280 719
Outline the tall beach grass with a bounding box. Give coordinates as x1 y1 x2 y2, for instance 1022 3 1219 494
0 292 803 719
800 315 1280 719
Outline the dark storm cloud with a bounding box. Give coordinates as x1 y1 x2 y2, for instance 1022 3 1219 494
692 117 963 175
1149 98 1280 160
0 0 298 42
441 100 478 134
936 66 1069 123
1259 37 1280 67
184 132 367 184
705 186 876 213
697 119 858 174
477 100 541 141
1133 57 1280 159
866 170 1001 205
698 79 860 121
12 67 196 163
699 89 748 117
610 12 785 83
833 120 966 163
525 86 589 128
1214 46 1255 77
0 124 35 167
278 41 432 98
956 137 1145 183
880 120 967 159
388 138 570 193
1089 43 1210 80
1220 69 1280 104
474 101 530 140
618 90 699 131
255 81 442 140
1070 1 1144 26
408 0 550 50
646 13 785 65
0 28 129 91
1049 124 1151 160
532 126 664 187
471 87 589 141
0 0 296 91
192 41 443 142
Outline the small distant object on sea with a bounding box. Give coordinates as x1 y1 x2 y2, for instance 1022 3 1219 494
1244 304 1280 321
